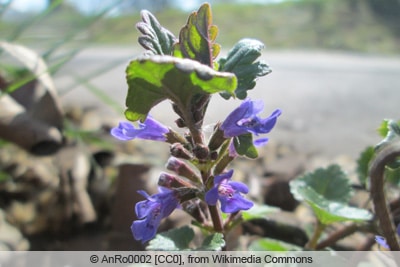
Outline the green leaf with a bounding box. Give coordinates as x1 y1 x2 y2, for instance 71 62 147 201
298 186 372 224
198 233 225 251
356 146 375 187
242 203 280 221
376 120 400 151
233 133 258 159
173 3 220 66
146 226 194 251
0 171 11 183
290 165 372 225
136 10 177 55
219 39 271 99
290 164 352 203
125 55 236 122
385 165 400 186
248 238 302 251
377 119 390 137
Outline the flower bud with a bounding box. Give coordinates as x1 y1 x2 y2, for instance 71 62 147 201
165 130 188 145
210 151 218 160
175 118 186 128
182 199 209 224
158 172 193 188
208 123 226 151
193 144 209 160
184 133 194 146
213 154 234 175
166 157 201 183
175 187 199 202
170 143 193 160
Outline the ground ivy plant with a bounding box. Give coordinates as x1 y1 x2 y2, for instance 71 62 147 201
111 3 377 251
111 3 280 250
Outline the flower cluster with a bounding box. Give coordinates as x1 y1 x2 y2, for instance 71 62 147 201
111 98 280 243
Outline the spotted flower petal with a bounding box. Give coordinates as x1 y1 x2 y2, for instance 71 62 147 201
205 169 253 213
221 98 281 138
131 187 179 243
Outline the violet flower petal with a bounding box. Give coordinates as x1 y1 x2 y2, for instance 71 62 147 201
219 193 254 213
375 236 390 249
131 187 179 243
221 98 281 138
205 169 253 214
111 116 169 142
204 187 219 206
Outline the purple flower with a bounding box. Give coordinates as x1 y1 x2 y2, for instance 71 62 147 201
375 223 400 250
111 115 169 141
221 99 281 141
375 236 390 249
205 169 253 213
131 187 179 243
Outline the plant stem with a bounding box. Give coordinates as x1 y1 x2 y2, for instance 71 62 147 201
200 169 224 235
208 205 224 233
316 223 358 250
305 220 326 250
369 142 400 251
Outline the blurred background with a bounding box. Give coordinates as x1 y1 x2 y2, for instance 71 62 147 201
0 0 400 251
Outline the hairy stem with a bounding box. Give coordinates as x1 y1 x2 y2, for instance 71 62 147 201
208 205 224 232
369 142 400 251
200 169 224 235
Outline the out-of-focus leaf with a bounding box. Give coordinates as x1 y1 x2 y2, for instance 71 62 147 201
356 146 374 187
290 164 352 203
377 119 391 137
136 10 176 55
376 120 400 151
219 39 271 99
0 171 11 183
385 165 400 186
249 238 302 251
197 233 225 251
290 165 372 225
297 186 372 224
147 226 194 251
233 133 258 159
242 203 280 221
124 55 236 122
290 165 372 224
173 3 220 66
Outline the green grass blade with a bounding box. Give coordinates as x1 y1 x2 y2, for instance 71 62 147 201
58 57 126 96
72 74 124 114
42 0 126 60
0 0 13 19
7 0 64 42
